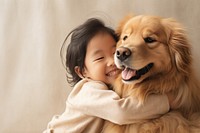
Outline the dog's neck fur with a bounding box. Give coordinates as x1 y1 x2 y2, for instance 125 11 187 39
113 69 200 118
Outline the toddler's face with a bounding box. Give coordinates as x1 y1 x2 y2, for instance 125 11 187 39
83 32 120 84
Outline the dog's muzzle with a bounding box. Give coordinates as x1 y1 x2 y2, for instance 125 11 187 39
115 47 154 81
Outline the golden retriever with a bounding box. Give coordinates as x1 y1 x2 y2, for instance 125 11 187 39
102 15 200 133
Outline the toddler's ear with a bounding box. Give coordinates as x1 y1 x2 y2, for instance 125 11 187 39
75 66 85 79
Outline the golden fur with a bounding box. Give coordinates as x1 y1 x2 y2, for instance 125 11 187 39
102 15 200 133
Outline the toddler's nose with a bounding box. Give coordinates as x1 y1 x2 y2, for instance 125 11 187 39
107 57 114 66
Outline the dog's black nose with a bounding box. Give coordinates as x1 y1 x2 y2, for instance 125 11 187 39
116 47 131 61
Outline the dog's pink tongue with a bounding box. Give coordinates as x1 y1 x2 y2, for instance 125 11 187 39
122 68 136 80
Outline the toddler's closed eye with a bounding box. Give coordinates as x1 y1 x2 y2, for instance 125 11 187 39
93 57 104 62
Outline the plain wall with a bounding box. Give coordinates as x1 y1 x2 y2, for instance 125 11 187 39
0 0 199 132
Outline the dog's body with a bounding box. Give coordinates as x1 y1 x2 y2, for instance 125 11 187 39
102 15 200 133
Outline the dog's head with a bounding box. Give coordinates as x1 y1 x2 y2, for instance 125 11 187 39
115 15 192 94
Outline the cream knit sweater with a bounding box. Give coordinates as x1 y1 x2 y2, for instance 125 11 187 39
43 78 169 133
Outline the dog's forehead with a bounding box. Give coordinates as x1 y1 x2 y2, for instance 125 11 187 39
123 16 163 33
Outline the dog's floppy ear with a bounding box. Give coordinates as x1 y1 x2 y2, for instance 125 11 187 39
116 14 133 36
162 18 192 75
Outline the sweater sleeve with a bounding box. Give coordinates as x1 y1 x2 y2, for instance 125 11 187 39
67 80 170 125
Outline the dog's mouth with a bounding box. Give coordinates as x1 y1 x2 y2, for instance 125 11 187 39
121 63 153 81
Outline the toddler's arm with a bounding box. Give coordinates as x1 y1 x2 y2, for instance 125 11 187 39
68 80 169 125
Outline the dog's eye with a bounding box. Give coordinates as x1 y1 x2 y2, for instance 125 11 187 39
123 35 128 41
144 37 156 43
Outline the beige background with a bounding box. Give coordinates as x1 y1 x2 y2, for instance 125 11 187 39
0 0 199 132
